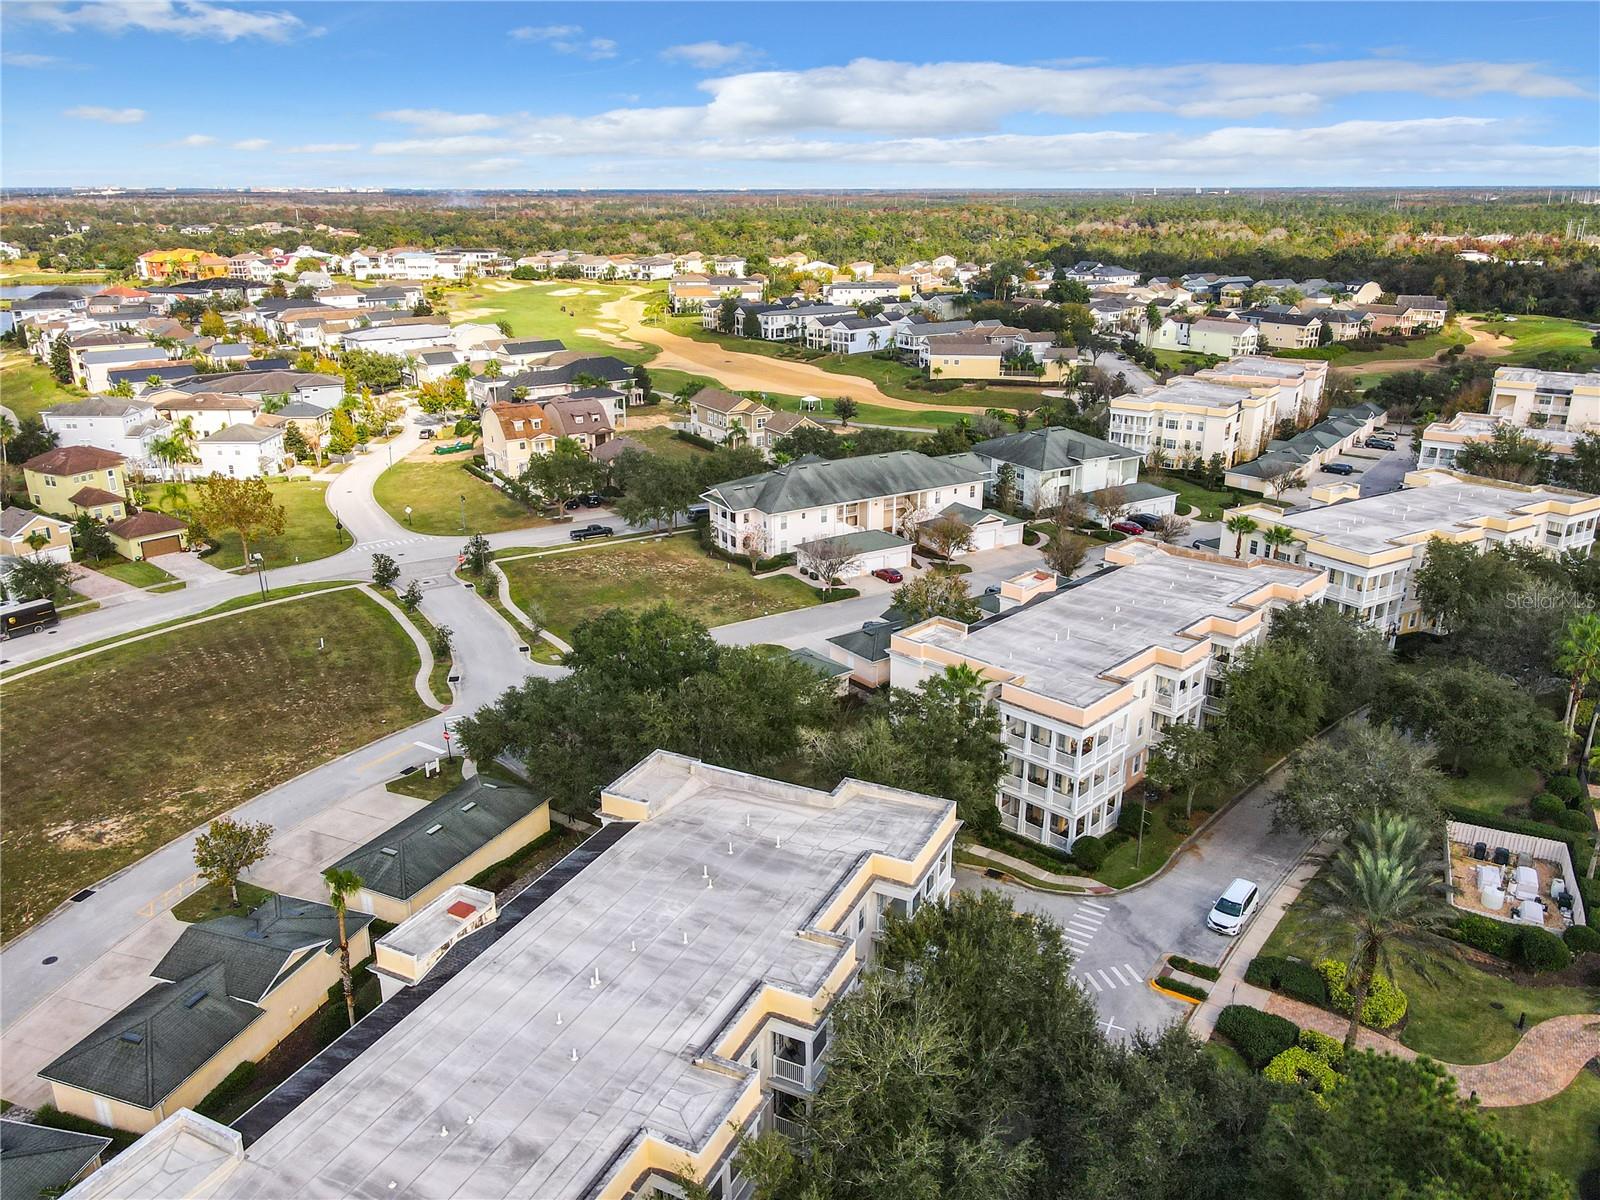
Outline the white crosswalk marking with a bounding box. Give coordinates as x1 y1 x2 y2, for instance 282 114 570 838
1109 965 1134 986
1082 973 1102 992
1123 963 1140 984
1080 899 1112 913
1095 969 1118 990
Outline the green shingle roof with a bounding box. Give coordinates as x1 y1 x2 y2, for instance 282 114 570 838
802 528 910 554
704 451 986 515
332 775 543 902
150 895 368 1004
40 964 262 1109
0 1120 109 1200
786 647 851 679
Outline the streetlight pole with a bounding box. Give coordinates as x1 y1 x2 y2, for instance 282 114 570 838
459 494 466 534
252 551 267 600
1135 790 1152 868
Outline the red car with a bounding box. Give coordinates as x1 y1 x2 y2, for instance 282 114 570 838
871 567 904 584
1110 520 1145 536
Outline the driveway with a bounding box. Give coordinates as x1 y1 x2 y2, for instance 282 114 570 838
957 770 1313 1041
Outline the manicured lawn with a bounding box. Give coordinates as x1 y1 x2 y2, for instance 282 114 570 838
147 480 343 569
1491 1067 1600 1199
500 534 822 638
1260 873 1599 1064
386 758 465 801
0 588 429 941
1151 349 1223 372
374 456 547 535
1283 326 1472 365
0 355 84 422
1144 472 1279 521
650 365 972 433
171 880 274 924
389 599 454 705
629 422 712 461
1442 762 1543 819
1094 801 1189 889
90 555 178 589
1474 314 1600 370
445 280 651 363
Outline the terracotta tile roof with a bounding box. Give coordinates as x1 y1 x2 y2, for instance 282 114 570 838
108 511 187 539
68 486 123 508
22 445 126 475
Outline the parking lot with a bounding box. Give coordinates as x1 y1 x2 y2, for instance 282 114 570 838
956 772 1314 1040
1275 437 1414 505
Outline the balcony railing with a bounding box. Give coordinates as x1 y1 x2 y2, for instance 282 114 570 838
771 1056 807 1087
774 1115 803 1141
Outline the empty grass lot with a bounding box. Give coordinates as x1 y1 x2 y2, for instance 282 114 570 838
90 555 179 589
445 280 650 363
0 588 429 942
374 455 547 535
0 355 84 422
147 479 343 569
1259 874 1599 1065
500 535 821 638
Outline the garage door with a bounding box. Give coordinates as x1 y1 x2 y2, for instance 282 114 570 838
141 535 183 557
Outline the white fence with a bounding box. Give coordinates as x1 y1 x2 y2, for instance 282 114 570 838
1446 819 1586 928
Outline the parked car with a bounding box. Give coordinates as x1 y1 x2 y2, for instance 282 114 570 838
1321 462 1356 476
1364 437 1396 450
1130 512 1162 531
685 503 710 522
870 567 903 584
1110 520 1145 536
418 427 435 440
984 584 1002 596
1206 878 1260 936
579 493 605 507
569 524 615 541
563 497 583 510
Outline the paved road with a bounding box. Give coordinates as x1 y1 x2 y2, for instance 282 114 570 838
957 771 1313 1040
1359 444 1416 497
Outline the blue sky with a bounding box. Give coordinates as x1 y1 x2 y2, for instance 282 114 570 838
2 1 1597 189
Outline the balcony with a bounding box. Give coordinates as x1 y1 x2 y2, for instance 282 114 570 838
771 1056 808 1087
774 1115 804 1141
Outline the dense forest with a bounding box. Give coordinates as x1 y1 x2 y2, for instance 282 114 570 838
6 189 1598 317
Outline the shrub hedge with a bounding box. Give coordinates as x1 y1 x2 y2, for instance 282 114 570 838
1070 834 1107 871
1167 955 1222 982
1514 926 1572 973
1244 954 1330 1007
196 1060 259 1119
1451 913 1516 958
1318 959 1407 1029
1215 1004 1299 1069
1264 1045 1341 1096
1297 1027 1346 1069
1443 803 1591 866
1547 774 1584 804
1564 924 1600 955
1530 793 1564 822
1160 977 1209 1002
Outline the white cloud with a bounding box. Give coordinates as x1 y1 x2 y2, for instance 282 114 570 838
231 137 270 151
509 23 616 59
177 133 217 146
64 105 145 124
376 109 506 135
2 51 67 67
371 135 511 157
12 1 307 43
286 142 359 154
661 41 759 70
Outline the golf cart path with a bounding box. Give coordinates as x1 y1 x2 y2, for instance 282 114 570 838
597 292 994 414
1264 996 1598 1108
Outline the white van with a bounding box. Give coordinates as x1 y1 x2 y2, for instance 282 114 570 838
1206 878 1260 936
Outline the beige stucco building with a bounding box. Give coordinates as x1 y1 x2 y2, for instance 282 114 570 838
1108 376 1280 466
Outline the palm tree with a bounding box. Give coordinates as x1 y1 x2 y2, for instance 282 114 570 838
1226 514 1259 557
1261 525 1297 561
323 866 364 1028
1557 612 1600 737
1311 812 1450 1051
0 413 15 478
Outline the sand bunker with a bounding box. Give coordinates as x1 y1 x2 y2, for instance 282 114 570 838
549 287 581 296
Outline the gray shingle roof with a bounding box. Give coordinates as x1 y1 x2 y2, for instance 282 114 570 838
786 647 851 679
827 612 908 663
39 963 262 1109
0 1120 109 1200
973 427 1136 473
331 775 543 902
704 451 986 515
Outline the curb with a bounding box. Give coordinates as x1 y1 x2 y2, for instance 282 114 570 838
1149 978 1205 1006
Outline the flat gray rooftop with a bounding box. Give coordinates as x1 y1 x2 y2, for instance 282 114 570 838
1282 476 1580 554
903 543 1309 707
1200 356 1315 381
1131 378 1255 409
213 755 950 1200
1494 366 1600 387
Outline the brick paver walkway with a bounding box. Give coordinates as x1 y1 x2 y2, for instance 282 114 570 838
1262 996 1599 1108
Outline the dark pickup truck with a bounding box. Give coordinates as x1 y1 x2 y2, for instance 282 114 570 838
569 524 616 542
